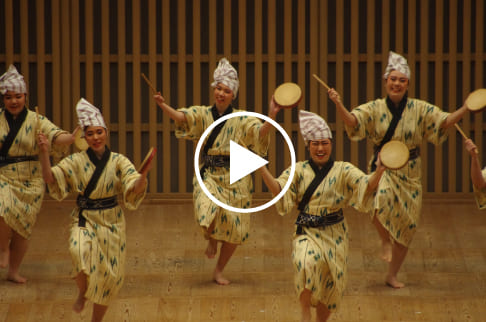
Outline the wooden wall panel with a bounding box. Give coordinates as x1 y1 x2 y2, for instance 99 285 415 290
1 0 485 196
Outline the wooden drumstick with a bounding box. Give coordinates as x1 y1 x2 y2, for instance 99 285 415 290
312 74 331 90
141 73 158 94
455 123 478 154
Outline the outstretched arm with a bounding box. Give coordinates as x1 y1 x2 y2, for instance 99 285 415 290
154 92 187 123
465 139 486 189
441 104 468 129
37 132 55 184
259 96 282 138
327 88 358 127
52 126 80 146
259 165 281 196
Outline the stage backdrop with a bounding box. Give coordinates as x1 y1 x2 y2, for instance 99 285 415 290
1 0 485 196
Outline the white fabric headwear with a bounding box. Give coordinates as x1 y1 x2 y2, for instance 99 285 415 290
0 64 27 95
299 110 332 144
383 51 411 79
211 58 239 97
76 98 107 129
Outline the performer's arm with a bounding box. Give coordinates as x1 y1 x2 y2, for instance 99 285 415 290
441 104 468 129
37 132 55 184
259 96 281 138
327 88 358 127
259 165 281 196
52 126 80 146
465 139 486 189
154 92 187 123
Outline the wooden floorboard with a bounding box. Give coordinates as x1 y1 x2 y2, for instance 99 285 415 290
1 197 485 321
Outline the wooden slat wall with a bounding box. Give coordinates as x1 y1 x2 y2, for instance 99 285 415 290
1 0 485 196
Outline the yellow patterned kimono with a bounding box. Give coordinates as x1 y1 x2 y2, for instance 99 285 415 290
346 97 449 246
276 160 375 311
46 150 146 305
473 168 486 209
175 105 269 244
0 108 67 239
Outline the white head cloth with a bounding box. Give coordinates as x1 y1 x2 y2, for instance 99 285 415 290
211 58 239 97
383 51 411 79
299 110 332 144
76 98 107 129
0 64 27 95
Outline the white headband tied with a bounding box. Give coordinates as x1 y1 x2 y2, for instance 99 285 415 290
76 98 107 130
211 58 239 97
299 110 332 144
0 64 27 95
383 51 411 79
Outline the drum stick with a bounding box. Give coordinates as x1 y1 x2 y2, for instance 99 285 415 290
312 74 331 90
455 123 478 154
141 73 158 94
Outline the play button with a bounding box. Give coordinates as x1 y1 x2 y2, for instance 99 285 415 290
229 140 268 184
194 111 296 214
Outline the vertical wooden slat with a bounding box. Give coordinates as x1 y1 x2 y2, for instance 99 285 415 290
309 0 318 115
71 0 80 118
296 0 306 162
177 0 187 192
434 0 444 193
283 0 292 165
117 0 127 155
101 0 110 127
419 0 429 191
162 0 171 193
349 0 359 166
85 0 94 100
407 0 416 98
224 0 231 58
61 0 72 128
396 0 404 54
51 0 62 126
318 0 328 122
5 0 14 64
148 0 157 192
209 0 216 99
473 0 484 168
36 0 46 113
449 0 460 192
238 0 247 111
193 0 201 105
268 0 277 174
20 0 29 95
132 0 142 166
335 0 344 161
461 0 472 192
366 0 375 165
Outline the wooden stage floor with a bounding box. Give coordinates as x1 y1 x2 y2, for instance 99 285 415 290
1 196 485 321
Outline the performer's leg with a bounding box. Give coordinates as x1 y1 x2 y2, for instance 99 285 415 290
213 241 237 285
372 214 392 262
92 303 108 322
73 272 87 313
205 220 218 259
299 289 312 322
386 242 408 288
7 230 28 283
0 217 11 268
315 302 331 322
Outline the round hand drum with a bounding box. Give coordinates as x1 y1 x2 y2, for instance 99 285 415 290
465 88 486 112
74 130 89 151
138 147 157 173
273 82 302 108
380 140 410 170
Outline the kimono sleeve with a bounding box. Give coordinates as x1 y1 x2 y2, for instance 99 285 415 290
274 164 300 216
174 106 211 140
47 154 82 201
118 155 146 209
345 100 378 141
473 168 486 210
341 162 376 213
239 116 270 157
38 114 69 157
418 100 450 145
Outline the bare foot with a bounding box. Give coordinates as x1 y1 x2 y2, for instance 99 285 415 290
7 272 27 284
205 239 217 259
213 269 230 285
385 275 405 289
0 250 8 268
73 295 86 313
380 240 393 262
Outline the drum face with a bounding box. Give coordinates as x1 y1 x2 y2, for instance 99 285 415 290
380 140 410 170
274 82 302 108
74 130 89 150
466 88 486 112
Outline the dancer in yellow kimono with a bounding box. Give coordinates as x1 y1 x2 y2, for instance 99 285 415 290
259 110 385 322
463 138 486 208
0 64 76 283
154 58 282 285
37 98 153 322
327 51 469 288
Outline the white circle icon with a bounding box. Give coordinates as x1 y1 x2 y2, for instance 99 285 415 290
194 111 296 214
